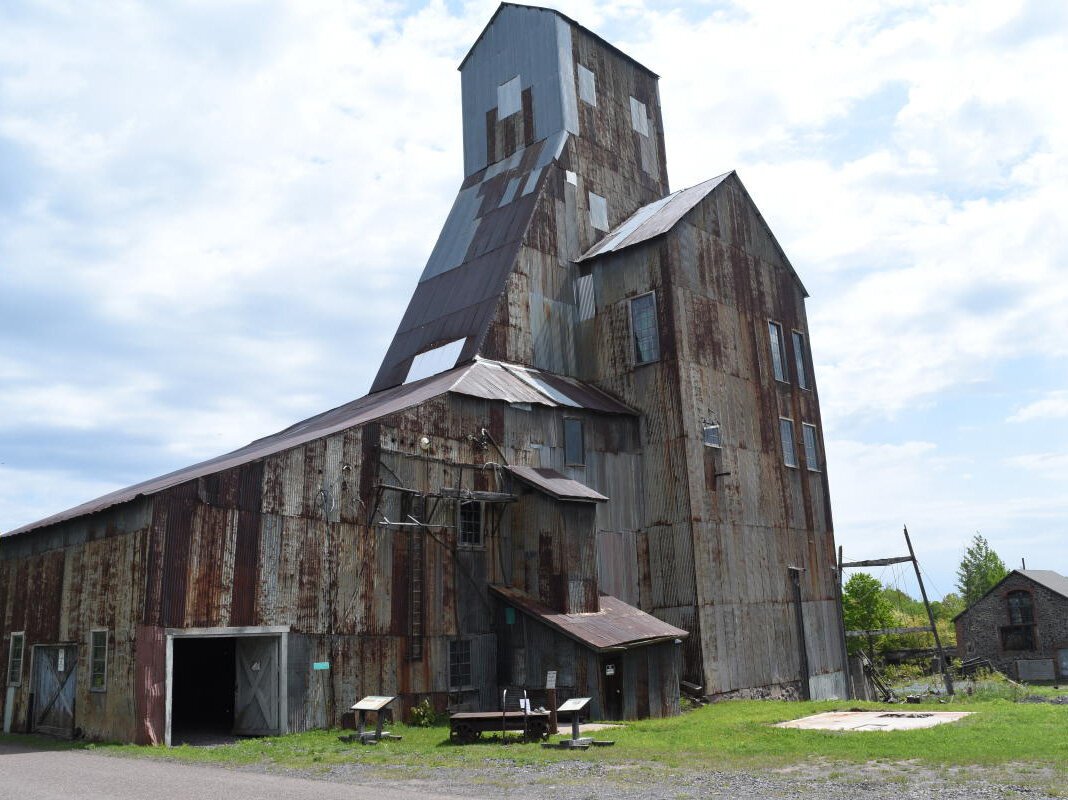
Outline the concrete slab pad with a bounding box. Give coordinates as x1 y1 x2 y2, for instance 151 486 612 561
775 710 972 732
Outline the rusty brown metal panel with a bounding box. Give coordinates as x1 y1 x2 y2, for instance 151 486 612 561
159 482 197 628
134 624 165 744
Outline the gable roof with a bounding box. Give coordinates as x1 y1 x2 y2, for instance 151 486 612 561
953 568 1068 620
4 358 633 539
577 171 809 297
458 3 659 79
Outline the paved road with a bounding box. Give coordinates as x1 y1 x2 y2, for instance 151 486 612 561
0 744 477 800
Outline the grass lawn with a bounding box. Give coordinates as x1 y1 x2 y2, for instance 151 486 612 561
5 691 1065 779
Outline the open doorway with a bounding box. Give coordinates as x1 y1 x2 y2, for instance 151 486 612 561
166 628 287 746
171 637 236 744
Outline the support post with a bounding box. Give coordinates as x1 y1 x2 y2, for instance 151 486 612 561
836 545 853 699
788 567 811 700
903 526 954 695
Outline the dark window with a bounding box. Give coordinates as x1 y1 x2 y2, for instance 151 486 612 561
779 418 797 468
7 632 24 686
630 293 660 364
792 330 809 389
90 629 108 692
802 423 820 472
768 321 787 382
459 500 483 546
564 418 585 465
702 422 722 448
449 639 472 689
1001 624 1035 651
1007 590 1034 624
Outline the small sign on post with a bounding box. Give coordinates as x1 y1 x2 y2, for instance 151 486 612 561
545 671 557 689
545 671 558 734
312 661 330 671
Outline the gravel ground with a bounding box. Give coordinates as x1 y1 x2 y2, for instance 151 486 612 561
306 758 1066 799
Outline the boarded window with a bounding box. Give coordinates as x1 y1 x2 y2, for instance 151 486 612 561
449 639 472 688
458 500 483 547
769 321 787 382
1007 590 1034 624
588 191 608 231
497 75 522 119
90 629 108 692
630 293 660 364
792 330 809 389
780 418 798 468
802 423 819 471
577 64 597 106
630 96 649 135
702 423 722 448
6 632 24 686
564 418 585 465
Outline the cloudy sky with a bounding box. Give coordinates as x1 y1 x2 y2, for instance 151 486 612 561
1 0 1065 598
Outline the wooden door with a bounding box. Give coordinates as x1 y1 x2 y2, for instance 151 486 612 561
233 637 280 736
602 658 622 720
32 645 78 738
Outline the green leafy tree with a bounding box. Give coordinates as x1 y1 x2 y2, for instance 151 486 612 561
956 533 1007 606
842 572 894 661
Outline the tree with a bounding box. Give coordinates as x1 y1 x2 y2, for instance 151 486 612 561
956 533 1008 606
842 572 894 662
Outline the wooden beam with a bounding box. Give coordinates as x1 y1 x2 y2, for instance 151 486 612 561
840 556 913 568
845 626 933 638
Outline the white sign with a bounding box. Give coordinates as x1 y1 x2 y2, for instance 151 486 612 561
546 670 557 689
57 650 65 672
605 664 615 676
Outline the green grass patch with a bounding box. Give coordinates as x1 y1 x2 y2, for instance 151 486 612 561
5 695 1067 780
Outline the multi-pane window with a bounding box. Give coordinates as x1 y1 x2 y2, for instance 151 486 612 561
630 293 660 365
449 639 472 689
802 423 819 472
90 629 108 692
779 418 798 468
6 632 24 686
1007 591 1034 624
792 330 809 390
458 501 483 547
768 321 787 382
564 418 585 465
702 422 722 448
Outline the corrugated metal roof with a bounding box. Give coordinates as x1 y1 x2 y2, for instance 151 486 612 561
4 358 633 538
371 134 566 393
458 3 659 79
506 465 608 503
1020 569 1068 598
577 173 731 262
490 584 688 651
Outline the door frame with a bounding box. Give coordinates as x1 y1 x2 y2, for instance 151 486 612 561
164 626 288 746
29 643 79 738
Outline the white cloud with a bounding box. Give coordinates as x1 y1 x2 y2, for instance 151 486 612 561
1008 390 1068 422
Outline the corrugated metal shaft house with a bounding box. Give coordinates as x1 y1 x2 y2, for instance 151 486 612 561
1 3 846 745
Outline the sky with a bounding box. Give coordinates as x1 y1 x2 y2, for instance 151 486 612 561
1 0 1065 600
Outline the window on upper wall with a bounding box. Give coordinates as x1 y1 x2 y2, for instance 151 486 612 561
6 632 24 686
564 417 585 465
802 423 820 472
779 418 798 468
630 293 660 365
1007 590 1034 624
458 500 483 547
90 629 108 692
702 422 722 448
792 330 809 390
768 321 787 382
577 64 597 106
449 639 472 689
